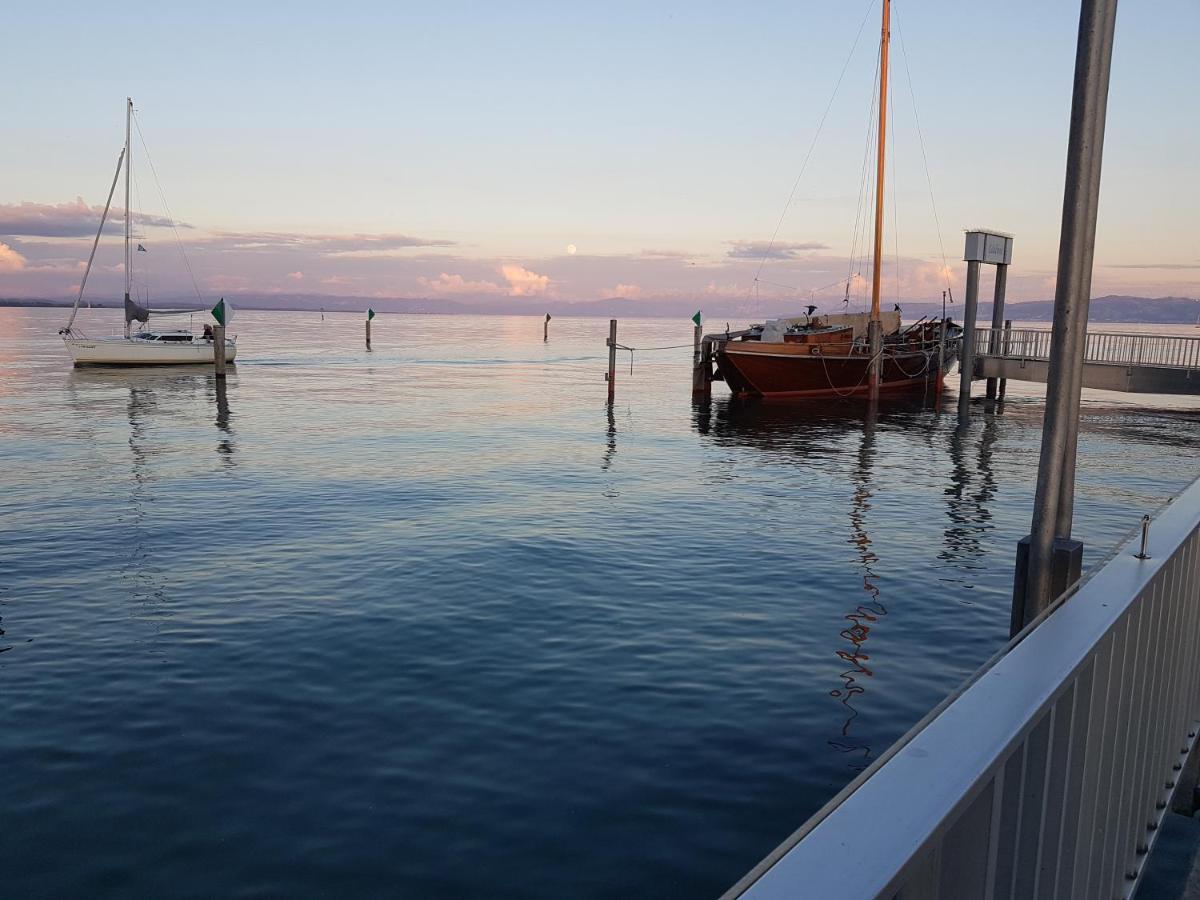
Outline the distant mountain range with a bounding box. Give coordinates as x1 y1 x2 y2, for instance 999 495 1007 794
6 293 1199 324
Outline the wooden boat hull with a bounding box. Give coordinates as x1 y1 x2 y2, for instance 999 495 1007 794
64 336 237 366
716 340 952 399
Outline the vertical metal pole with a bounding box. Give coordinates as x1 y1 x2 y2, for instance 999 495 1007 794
986 264 1008 399
213 324 227 379
957 260 981 423
124 97 133 339
606 319 617 404
999 318 1012 400
1020 0 1118 620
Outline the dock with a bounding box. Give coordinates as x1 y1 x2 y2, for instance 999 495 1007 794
973 326 1200 394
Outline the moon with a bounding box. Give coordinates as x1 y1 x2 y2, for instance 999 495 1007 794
566 243 577 256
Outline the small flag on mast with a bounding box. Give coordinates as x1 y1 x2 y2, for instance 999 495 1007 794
136 243 147 252
367 308 376 321
691 310 702 327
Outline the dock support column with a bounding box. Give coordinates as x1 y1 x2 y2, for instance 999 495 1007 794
1017 0 1116 620
999 319 1012 400
606 319 617 404
986 263 1009 400
213 324 227 379
957 260 982 423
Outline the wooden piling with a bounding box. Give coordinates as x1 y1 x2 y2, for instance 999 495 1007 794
692 326 711 396
213 323 227 379
999 318 1012 400
544 313 551 342
365 318 372 349
606 319 617 404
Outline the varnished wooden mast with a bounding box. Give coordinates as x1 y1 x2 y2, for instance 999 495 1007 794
868 0 890 388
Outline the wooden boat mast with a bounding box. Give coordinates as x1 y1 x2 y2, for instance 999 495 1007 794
868 0 890 388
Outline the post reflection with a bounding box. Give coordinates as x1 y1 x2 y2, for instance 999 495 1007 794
213 376 237 465
602 404 616 472
939 406 999 576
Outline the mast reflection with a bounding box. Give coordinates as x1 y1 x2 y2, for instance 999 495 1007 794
827 399 887 770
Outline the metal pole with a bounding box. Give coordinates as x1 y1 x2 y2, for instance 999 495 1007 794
985 264 1008 399
957 260 981 423
213 324 227 379
1020 0 1118 620
124 97 132 339
606 319 617 404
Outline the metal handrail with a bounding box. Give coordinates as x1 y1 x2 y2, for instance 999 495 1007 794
973 326 1200 371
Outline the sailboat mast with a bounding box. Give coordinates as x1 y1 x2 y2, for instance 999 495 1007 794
124 97 132 337
867 0 890 388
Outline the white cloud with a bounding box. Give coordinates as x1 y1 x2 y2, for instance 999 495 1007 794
287 271 305 281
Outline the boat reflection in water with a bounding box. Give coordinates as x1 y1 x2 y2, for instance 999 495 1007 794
691 392 1003 770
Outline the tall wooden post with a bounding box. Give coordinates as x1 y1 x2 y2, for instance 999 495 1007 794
365 318 371 348
692 324 708 396
213 324 227 378
544 313 551 342
606 319 617 404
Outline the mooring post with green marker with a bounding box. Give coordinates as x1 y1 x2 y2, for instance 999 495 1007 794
211 297 228 378
366 308 375 348
691 310 710 396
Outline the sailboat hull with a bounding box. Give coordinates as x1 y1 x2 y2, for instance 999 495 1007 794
716 340 955 399
64 336 237 366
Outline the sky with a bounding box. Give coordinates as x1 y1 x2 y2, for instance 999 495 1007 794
1 0 1197 313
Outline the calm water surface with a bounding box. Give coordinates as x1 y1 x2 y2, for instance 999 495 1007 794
2 307 1198 897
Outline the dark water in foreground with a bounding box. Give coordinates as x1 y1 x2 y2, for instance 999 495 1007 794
2 307 1198 898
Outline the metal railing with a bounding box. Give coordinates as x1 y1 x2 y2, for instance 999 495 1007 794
726 476 1200 900
974 327 1200 371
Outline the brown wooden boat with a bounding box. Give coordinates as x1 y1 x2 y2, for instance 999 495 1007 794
715 317 960 399
713 0 961 401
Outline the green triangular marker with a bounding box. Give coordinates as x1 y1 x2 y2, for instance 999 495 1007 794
367 308 376 320
691 310 702 327
211 297 227 326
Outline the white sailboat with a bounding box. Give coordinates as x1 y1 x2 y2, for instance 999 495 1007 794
60 97 237 366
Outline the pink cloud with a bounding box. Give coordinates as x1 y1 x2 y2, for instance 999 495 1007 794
501 264 550 296
419 272 504 295
0 241 27 272
287 271 305 281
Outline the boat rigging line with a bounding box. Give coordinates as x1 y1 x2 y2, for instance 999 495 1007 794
132 109 205 305
748 0 878 299
893 4 954 306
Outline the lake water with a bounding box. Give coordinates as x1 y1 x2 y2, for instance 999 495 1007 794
2 306 1198 898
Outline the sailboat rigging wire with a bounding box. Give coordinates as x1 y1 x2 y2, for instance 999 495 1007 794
64 147 125 333
890 74 900 311
132 111 205 305
748 0 878 294
893 6 954 305
846 50 881 310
